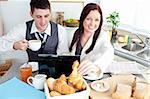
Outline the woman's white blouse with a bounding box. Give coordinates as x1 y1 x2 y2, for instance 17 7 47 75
69 29 114 72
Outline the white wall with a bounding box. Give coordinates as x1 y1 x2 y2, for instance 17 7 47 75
0 1 31 33
0 1 84 34
100 0 150 37
51 2 83 22
0 15 4 36
85 0 101 5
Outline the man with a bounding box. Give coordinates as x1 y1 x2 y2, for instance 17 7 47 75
0 0 69 61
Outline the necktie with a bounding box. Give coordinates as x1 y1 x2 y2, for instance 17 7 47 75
35 32 48 43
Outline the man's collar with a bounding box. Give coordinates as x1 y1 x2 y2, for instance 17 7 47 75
30 21 51 36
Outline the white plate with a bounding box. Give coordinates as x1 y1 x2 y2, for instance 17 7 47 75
91 80 110 92
83 72 103 80
143 74 150 84
21 62 39 72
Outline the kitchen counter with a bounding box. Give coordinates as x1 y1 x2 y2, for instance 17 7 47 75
108 28 150 67
114 43 150 67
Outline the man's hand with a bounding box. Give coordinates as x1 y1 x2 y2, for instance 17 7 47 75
13 39 28 51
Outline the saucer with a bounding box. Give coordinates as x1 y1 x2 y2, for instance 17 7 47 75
91 80 110 92
83 72 103 80
28 62 39 72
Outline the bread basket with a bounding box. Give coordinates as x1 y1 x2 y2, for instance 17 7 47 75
44 78 90 99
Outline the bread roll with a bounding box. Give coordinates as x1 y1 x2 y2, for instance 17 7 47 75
112 83 132 99
133 82 150 99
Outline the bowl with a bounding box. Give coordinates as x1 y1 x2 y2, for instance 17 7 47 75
91 80 110 92
44 78 90 99
21 62 39 72
64 21 79 27
64 19 79 27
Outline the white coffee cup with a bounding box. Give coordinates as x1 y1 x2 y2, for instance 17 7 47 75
88 72 99 78
28 40 41 51
27 74 47 90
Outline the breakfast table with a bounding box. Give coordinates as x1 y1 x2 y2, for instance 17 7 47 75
0 52 149 99
0 64 148 98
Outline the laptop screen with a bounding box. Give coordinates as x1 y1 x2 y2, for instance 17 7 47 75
37 54 80 78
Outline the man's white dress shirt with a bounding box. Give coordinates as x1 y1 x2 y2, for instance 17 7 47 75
0 21 69 55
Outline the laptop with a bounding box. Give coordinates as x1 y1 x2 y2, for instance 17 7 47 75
37 54 80 78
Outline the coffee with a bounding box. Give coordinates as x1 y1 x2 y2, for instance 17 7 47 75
28 40 41 51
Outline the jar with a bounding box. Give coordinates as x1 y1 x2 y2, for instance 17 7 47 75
56 12 64 25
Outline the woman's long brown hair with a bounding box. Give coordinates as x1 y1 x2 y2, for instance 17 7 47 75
69 3 103 54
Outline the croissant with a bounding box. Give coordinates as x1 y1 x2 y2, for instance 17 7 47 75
50 91 61 97
68 60 86 91
72 60 80 70
47 77 55 91
53 74 75 95
47 60 86 96
75 79 86 90
59 74 67 82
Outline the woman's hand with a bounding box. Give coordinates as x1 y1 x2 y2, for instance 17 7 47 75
13 39 28 51
77 60 100 75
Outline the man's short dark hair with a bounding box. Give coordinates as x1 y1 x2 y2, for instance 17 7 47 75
30 0 51 13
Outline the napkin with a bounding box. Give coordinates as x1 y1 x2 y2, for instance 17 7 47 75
105 61 141 74
0 77 45 99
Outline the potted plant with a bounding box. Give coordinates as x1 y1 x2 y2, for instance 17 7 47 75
106 11 120 43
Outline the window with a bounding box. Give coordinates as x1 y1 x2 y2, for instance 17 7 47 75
101 0 150 36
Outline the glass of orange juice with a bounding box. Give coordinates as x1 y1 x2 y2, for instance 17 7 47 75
20 64 32 83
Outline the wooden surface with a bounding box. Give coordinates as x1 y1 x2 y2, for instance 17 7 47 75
89 74 147 99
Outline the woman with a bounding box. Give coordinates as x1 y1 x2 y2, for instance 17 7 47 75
69 3 114 77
